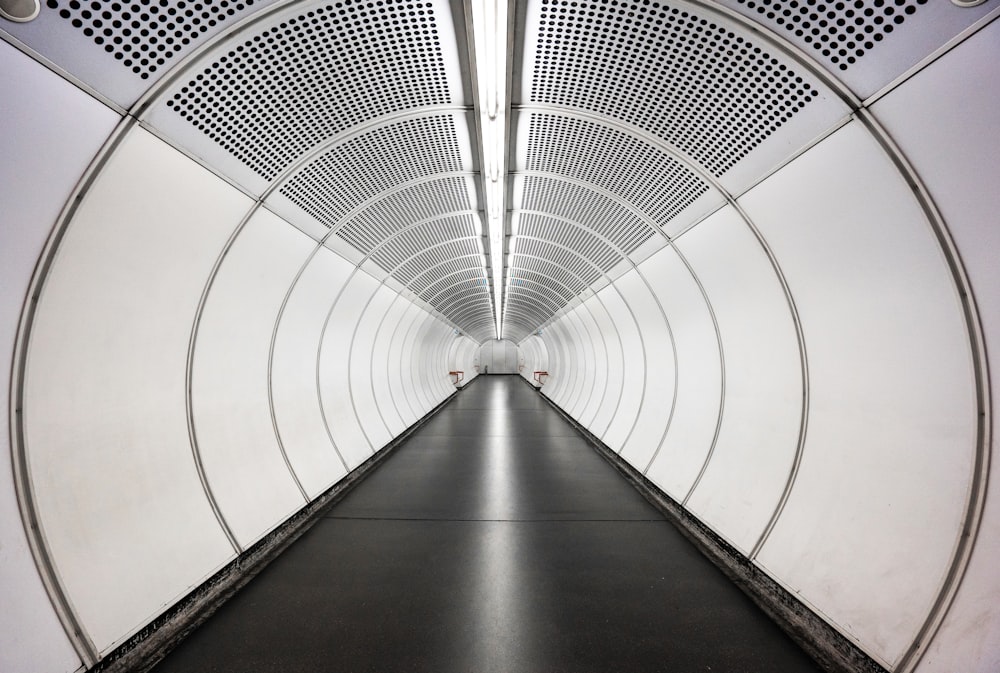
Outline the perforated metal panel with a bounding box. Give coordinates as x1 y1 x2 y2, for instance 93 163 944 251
49 0 261 80
277 115 466 228
523 113 717 225
145 0 466 193
526 0 819 176
717 0 996 97
2 0 280 105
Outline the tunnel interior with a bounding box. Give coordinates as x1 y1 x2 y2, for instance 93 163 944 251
2 0 999 672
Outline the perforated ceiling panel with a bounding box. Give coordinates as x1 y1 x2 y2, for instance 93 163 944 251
519 176 656 256
145 0 466 194
526 0 818 176
518 0 850 193
519 112 724 236
717 0 996 98
1 0 280 105
275 115 467 230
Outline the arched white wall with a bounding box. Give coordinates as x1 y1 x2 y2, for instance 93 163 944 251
3 9 999 673
524 21 998 670
476 339 520 374
3 115 464 665
447 334 480 387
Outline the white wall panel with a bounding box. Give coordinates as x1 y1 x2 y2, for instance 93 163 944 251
562 311 589 418
371 297 411 433
640 245 723 499
192 209 311 546
459 336 481 386
391 303 424 426
407 312 436 415
518 335 547 387
744 126 977 665
585 296 623 438
318 272 380 468
22 128 245 652
271 247 352 498
616 270 675 470
423 320 451 401
596 286 643 452
350 285 397 451
574 304 607 428
872 23 1000 671
567 307 597 422
543 321 570 407
677 206 801 553
417 318 436 403
0 42 118 673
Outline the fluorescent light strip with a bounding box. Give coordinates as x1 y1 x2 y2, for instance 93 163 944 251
471 0 508 340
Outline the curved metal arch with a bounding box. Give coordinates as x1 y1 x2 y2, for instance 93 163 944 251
407 263 486 300
447 296 496 321
391 247 483 294
313 171 477 245
418 268 492 303
402 253 486 293
412 269 490 305
436 293 496 325
501 252 599 310
501 296 557 329
504 281 566 322
504 278 571 313
448 305 496 329
461 316 497 336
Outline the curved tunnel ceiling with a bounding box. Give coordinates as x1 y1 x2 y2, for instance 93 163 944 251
5 0 991 344
3 0 999 672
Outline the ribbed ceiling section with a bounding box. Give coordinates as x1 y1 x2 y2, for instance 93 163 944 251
4 0 989 345
503 0 845 342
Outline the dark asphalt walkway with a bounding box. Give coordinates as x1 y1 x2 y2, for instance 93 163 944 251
152 375 821 673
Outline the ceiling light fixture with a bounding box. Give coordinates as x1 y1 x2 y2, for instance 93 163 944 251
0 0 40 22
470 0 508 340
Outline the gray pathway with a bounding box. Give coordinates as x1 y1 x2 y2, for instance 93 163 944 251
152 375 821 673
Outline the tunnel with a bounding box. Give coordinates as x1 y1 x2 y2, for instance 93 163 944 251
1 0 998 671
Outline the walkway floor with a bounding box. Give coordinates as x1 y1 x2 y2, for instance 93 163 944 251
152 375 822 673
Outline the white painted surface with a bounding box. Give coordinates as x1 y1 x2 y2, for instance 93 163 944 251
677 206 802 553
874 22 1000 672
192 208 311 547
596 286 643 452
877 31 1000 671
747 122 978 668
22 129 244 652
568 304 602 419
584 296 623 439
391 302 425 426
640 245 723 499
616 269 674 470
408 312 436 414
371 297 411 433
544 321 570 407
318 272 381 468
578 302 608 427
562 310 591 418
0 42 118 673
270 247 352 498
350 285 397 451
478 339 520 374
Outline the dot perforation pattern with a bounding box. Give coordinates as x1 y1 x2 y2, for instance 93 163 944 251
280 116 464 231
520 176 656 257
167 0 452 179
526 114 711 228
734 0 930 71
373 217 480 284
45 0 258 80
530 0 819 176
